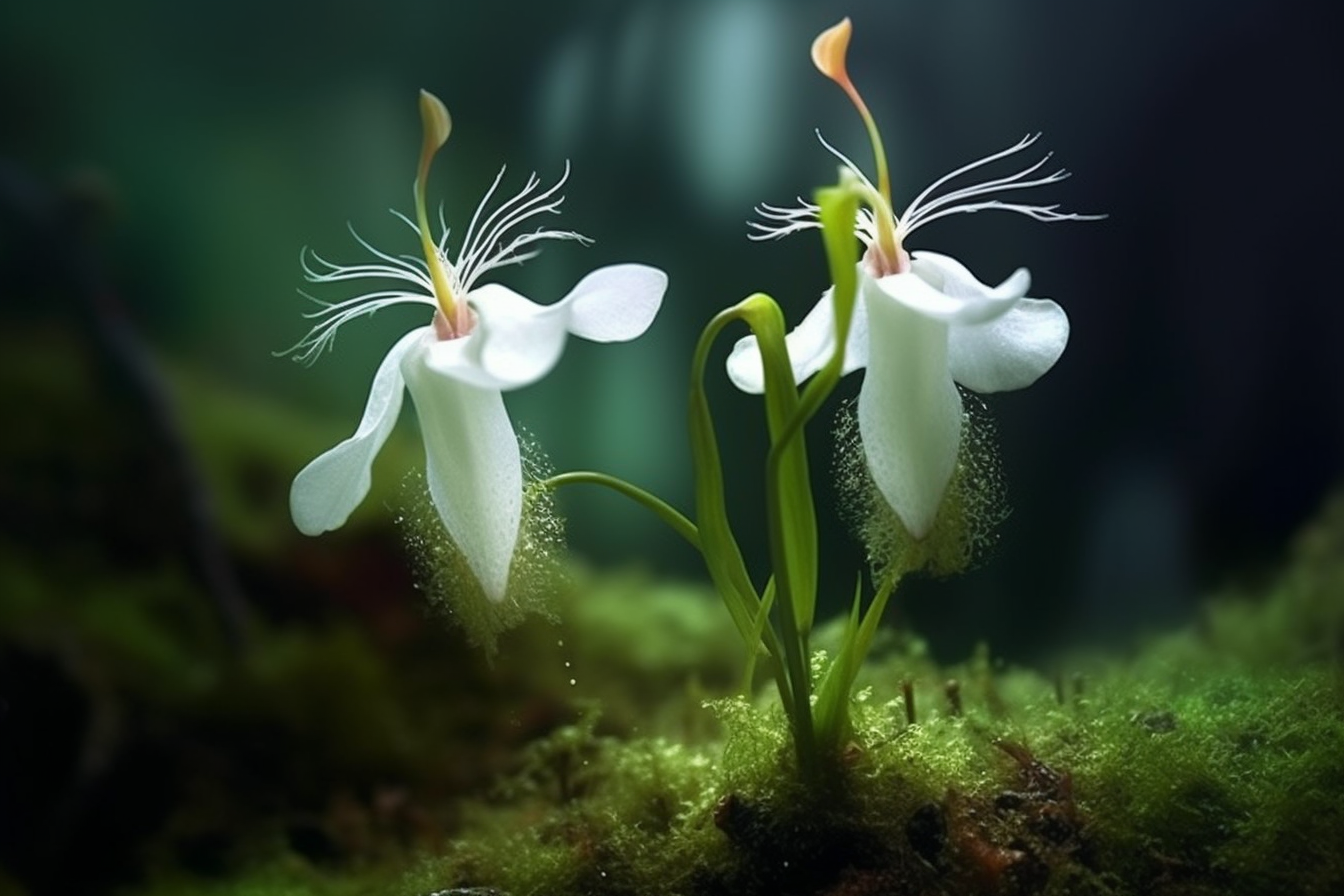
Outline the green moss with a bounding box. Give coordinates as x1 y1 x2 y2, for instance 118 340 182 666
104 510 1344 895
11 333 1342 895
385 493 1344 896
124 859 408 896
405 712 729 896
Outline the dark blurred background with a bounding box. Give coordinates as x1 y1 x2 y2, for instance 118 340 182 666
3 0 1342 665
3 1 1343 893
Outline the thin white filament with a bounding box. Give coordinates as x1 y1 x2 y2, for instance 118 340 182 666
281 160 594 364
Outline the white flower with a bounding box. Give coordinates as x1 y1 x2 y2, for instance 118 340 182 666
284 91 667 601
728 20 1095 540
728 239 1067 539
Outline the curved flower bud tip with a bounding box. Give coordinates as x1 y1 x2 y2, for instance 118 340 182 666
811 18 853 87
810 17 900 267
419 89 452 158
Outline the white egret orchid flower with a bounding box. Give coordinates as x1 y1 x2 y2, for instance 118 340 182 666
284 91 668 601
728 19 1096 539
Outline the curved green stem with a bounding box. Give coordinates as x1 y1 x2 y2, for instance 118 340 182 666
740 577 778 696
689 307 793 711
542 471 700 550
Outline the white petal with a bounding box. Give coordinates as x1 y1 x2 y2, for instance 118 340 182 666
879 251 1029 325
857 275 963 539
465 265 666 389
419 325 511 390
563 264 668 342
402 338 522 603
725 280 870 394
469 282 572 389
948 297 1069 393
290 328 424 535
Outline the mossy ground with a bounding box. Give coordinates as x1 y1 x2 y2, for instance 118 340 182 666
2 332 1341 895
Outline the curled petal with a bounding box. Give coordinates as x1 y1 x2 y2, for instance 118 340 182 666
469 282 572 389
883 251 1029 324
418 323 508 390
563 264 668 342
468 264 668 389
949 297 1069 393
726 282 869 394
403 337 522 603
290 328 424 535
857 275 962 538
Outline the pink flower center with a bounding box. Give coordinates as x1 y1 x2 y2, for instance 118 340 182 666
863 242 911 278
433 307 476 341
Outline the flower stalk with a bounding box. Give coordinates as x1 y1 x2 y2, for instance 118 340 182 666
413 90 469 336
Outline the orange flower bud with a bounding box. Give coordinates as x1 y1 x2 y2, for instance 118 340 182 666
811 18 853 87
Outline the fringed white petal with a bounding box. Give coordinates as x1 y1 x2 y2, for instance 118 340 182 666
726 281 870 394
290 328 424 535
402 335 522 603
949 297 1069 393
857 274 963 539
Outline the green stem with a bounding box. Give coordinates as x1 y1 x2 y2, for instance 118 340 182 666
854 565 902 661
740 577 777 696
542 471 700 550
732 297 822 780
764 180 865 773
688 309 793 711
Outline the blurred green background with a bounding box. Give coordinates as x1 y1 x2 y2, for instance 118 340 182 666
3 1 1343 893
3 0 1341 659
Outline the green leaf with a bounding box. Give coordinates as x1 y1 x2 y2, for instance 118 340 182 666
813 577 864 755
815 181 860 348
814 568 902 757
738 295 819 639
687 307 787 678
740 577 781 706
